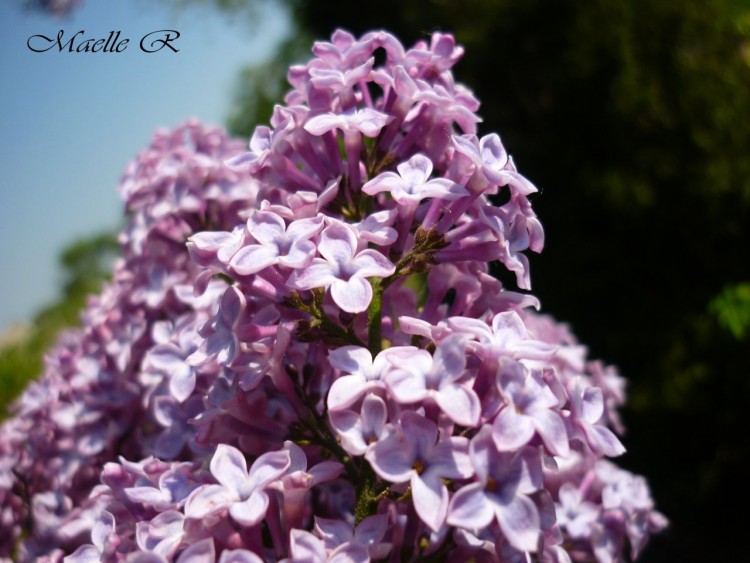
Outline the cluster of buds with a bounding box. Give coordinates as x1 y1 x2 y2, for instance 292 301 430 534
0 30 665 562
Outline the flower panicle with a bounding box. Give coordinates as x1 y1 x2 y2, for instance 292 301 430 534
0 30 664 563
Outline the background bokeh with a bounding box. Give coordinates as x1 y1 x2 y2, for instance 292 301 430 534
3 0 749 560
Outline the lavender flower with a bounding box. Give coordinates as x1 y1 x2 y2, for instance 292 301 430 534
326 345 414 410
384 334 481 427
367 411 472 531
492 360 569 457
287 221 395 313
229 212 324 275
362 153 467 207
328 394 390 456
185 443 290 526
447 427 543 552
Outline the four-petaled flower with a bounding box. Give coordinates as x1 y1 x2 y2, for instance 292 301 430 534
329 394 390 456
185 443 290 526
287 221 395 313
447 426 543 553
230 211 324 275
555 482 599 539
363 153 467 207
304 108 392 138
385 334 481 427
366 411 473 531
492 360 570 457
452 133 538 196
186 286 246 367
327 345 416 410
568 379 626 458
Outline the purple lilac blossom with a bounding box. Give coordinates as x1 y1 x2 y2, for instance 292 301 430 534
184 443 290 526
366 411 472 532
362 153 467 207
286 221 395 313
0 31 665 562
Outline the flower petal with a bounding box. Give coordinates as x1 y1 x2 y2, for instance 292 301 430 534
360 394 388 438
386 369 427 404
353 513 388 544
362 171 404 196
314 517 353 548
397 153 433 185
247 211 285 246
330 277 372 313
435 383 480 427
412 472 448 531
218 549 264 563
350 249 396 278
229 244 280 275
318 222 358 267
328 374 367 410
328 346 373 376
278 240 315 269
366 435 414 483
304 113 345 136
169 367 196 403
430 437 473 480
125 486 168 508
229 491 269 526
330 544 370 563
309 460 344 485
287 260 338 290
585 424 626 457
210 444 250 495
495 493 540 553
246 449 291 491
581 386 605 424
91 510 115 548
532 409 569 457
492 408 535 451
447 483 494 530
64 544 103 563
176 538 215 563
184 484 233 519
289 529 328 560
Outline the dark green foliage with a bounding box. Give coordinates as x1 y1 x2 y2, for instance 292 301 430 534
711 282 750 339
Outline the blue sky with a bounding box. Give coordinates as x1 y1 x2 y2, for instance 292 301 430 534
0 0 290 331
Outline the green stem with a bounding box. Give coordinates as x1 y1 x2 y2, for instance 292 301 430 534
353 464 380 525
381 227 447 291
287 290 366 347
368 277 383 354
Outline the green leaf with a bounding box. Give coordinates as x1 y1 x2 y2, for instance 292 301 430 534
710 282 750 339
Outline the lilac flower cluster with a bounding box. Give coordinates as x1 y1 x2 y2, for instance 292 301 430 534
0 30 665 562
